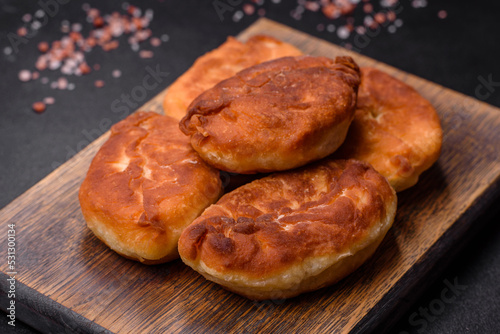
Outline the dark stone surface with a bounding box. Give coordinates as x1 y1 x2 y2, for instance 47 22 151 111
1 0 498 333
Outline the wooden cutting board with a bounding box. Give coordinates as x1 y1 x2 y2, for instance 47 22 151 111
1 18 499 334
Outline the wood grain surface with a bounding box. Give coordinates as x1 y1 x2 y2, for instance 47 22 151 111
1 18 499 334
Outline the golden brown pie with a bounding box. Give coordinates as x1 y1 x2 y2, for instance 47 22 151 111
178 159 397 300
180 56 361 174
79 111 222 264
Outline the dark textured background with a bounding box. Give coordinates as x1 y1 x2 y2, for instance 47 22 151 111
1 0 499 333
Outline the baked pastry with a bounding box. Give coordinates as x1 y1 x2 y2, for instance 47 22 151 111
163 35 302 120
79 111 222 264
178 159 397 300
334 67 442 192
180 56 361 174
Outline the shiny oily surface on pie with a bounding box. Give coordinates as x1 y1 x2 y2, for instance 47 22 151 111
178 159 397 300
334 67 443 192
162 35 302 120
79 111 222 264
180 55 361 174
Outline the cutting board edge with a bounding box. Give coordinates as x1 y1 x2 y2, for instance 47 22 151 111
0 272 112 334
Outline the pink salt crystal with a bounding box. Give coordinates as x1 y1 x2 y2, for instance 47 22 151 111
72 23 82 32
374 12 386 24
243 4 255 15
17 27 28 37
32 102 46 113
22 13 32 22
49 60 61 70
112 69 122 78
88 8 100 19
18 70 31 82
387 11 396 21
43 96 55 105
139 50 154 59
94 80 105 88
150 37 161 47
337 26 350 39
61 66 73 75
58 77 68 90
356 26 366 34
304 2 320 12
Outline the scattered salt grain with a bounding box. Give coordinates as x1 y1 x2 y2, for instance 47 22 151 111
17 27 27 37
38 41 49 53
32 101 46 113
94 80 105 88
58 77 68 90
232 10 244 22
139 50 154 59
31 21 42 30
43 96 55 105
305 2 320 11
150 37 161 47
356 26 366 34
71 23 82 32
49 60 61 70
112 69 122 78
337 26 350 39
144 9 154 20
374 12 386 24
22 13 32 22
34 10 45 18
363 4 373 13
243 4 255 15
3 46 13 55
18 70 31 82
